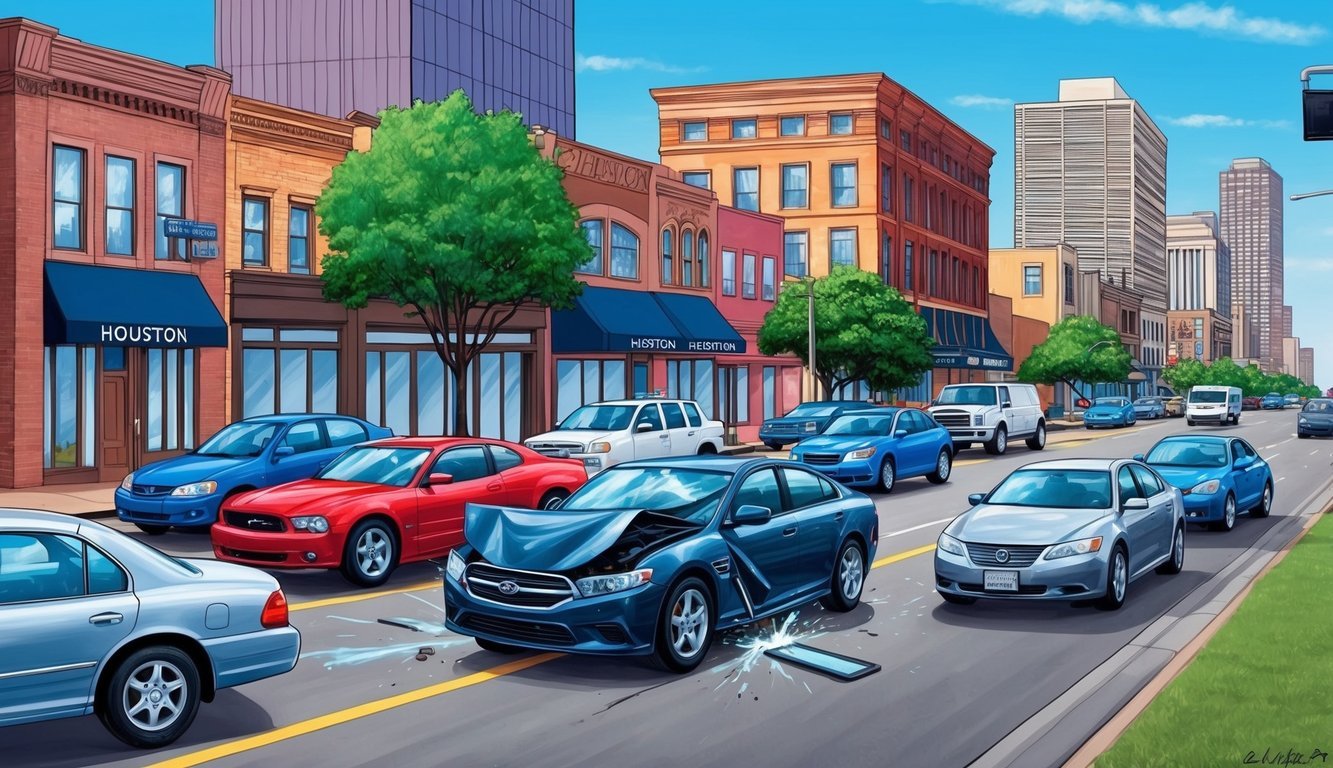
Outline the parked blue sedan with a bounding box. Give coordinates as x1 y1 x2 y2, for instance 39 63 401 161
1083 397 1137 429
1132 397 1166 420
757 400 883 450
1261 392 1286 410
444 456 879 673
116 414 392 534
1137 435 1273 531
789 408 953 493
0 509 299 748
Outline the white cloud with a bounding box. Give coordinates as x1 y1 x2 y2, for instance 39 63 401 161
944 0 1324 45
1285 257 1333 272
575 54 704 75
950 94 1015 109
1165 113 1291 129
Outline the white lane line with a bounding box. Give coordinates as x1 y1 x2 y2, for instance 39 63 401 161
1278 477 1287 483
883 517 956 537
1313 450 1321 456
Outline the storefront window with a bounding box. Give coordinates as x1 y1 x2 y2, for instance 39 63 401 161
105 156 135 256
762 366 777 421
578 219 604 275
145 348 196 453
610 223 639 279
43 346 97 469
155 162 185 260
367 339 526 439
718 366 750 424
897 370 933 404
667 360 715 418
53 146 85 251
242 328 340 417
556 359 625 422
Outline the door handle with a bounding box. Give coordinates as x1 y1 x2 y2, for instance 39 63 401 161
659 434 669 440
782 526 798 537
89 612 123 626
486 482 503 492
834 511 844 521
134 419 140 436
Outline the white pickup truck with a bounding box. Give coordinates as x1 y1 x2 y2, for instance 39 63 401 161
524 398 725 475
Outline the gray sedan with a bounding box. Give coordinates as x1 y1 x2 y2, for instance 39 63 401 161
0 509 299 748
934 459 1185 610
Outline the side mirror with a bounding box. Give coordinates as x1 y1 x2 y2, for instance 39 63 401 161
894 429 908 439
731 504 772 526
1132 453 1145 462
929 399 939 407
967 493 986 506
1233 456 1253 470
426 472 454 486
272 445 295 460
1076 398 1091 409
636 422 653 433
1002 401 1013 409
1122 497 1149 511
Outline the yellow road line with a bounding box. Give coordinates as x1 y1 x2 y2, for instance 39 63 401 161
872 542 936 569
954 459 987 467
145 653 562 768
289 581 438 613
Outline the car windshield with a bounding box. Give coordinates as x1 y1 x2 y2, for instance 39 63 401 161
194 421 280 457
317 446 429 487
823 414 895 436
935 386 997 406
1304 400 1333 413
1134 398 1157 405
1189 390 1227 403
985 469 1113 509
561 467 732 525
1145 439 1229 467
1095 398 1128 407
559 405 638 431
785 403 840 418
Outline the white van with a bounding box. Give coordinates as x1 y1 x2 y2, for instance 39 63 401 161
927 383 1045 455
1186 386 1242 426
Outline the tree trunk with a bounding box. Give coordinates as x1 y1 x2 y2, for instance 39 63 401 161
450 333 472 437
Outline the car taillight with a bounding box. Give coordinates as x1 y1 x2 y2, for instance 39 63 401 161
261 589 289 628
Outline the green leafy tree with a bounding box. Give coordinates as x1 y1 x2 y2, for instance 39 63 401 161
1161 358 1207 393
1202 357 1244 389
757 267 933 398
318 91 591 435
1016 315 1131 399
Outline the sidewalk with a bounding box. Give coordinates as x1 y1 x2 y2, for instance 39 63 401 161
0 481 117 517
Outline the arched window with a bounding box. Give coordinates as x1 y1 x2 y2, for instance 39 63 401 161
697 231 710 288
682 229 694 286
578 219 604 275
610 222 639 279
662 227 674 285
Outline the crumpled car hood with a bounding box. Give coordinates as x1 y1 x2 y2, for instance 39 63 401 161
464 504 644 572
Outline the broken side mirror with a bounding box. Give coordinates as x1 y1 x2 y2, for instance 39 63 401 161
731 504 772 526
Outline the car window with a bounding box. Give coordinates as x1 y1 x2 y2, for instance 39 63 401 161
636 404 665 432
281 421 325 454
86 542 129 594
661 402 687 429
731 468 783 517
490 445 523 472
682 403 703 427
1129 465 1165 497
907 411 930 433
894 411 919 435
1230 441 1246 463
325 419 368 448
431 446 491 482
1117 466 1143 502
0 533 85 604
999 386 1011 405
1232 441 1257 461
782 467 836 510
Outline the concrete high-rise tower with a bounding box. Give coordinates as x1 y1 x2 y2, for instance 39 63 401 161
1219 158 1283 372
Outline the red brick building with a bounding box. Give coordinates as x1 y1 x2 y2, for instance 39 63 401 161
0 18 230 488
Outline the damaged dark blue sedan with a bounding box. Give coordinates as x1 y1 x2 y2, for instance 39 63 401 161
442 456 878 673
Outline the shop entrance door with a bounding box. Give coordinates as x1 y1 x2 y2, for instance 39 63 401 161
99 348 132 481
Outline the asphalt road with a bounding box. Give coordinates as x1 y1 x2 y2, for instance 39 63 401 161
4 411 1331 768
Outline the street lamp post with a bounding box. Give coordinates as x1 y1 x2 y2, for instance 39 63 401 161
1290 190 1333 202
807 277 817 401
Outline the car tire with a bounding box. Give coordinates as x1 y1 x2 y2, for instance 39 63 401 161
940 592 976 606
99 645 201 749
764 442 783 452
877 457 896 494
134 524 170 536
341 519 398 587
1187 420 1195 427
1157 524 1184 575
652 577 714 674
926 449 952 485
1095 545 1129 611
984 424 1008 455
1298 432 1310 439
1211 494 1237 532
824 539 866 612
475 637 524 654
697 443 718 455
954 441 972 451
539 489 570 510
1250 482 1273 518
1026 421 1047 451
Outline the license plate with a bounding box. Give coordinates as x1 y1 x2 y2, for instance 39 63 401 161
984 570 1019 592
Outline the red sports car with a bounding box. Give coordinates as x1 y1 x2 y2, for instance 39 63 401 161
211 437 587 587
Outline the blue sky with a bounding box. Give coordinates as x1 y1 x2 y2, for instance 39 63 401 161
7 0 1332 385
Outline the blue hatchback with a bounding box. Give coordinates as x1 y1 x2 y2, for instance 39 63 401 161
116 414 391 533
1137 435 1274 531
789 408 954 493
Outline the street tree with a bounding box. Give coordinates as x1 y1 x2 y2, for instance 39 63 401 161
757 267 933 398
318 91 591 435
1016 315 1130 399
1161 358 1207 393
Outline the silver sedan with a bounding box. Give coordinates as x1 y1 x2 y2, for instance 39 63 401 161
934 459 1185 610
0 509 299 748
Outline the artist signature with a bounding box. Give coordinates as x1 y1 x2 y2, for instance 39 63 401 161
1244 748 1329 766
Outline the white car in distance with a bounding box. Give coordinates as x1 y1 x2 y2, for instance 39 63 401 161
524 398 725 475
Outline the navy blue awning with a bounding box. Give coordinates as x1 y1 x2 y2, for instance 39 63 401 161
920 307 1013 371
44 261 228 348
551 286 746 355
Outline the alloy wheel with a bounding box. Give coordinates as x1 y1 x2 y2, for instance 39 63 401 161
356 528 392 576
936 451 951 480
839 545 865 601
1225 496 1236 530
1112 550 1127 603
669 588 709 659
121 660 188 732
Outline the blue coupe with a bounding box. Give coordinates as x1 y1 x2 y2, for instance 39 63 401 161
1083 397 1137 429
1137 435 1273 532
789 408 953 493
116 415 392 533
1261 393 1285 410
443 456 879 673
757 400 883 450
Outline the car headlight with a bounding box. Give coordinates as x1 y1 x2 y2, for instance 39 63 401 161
1190 479 1221 495
803 421 818 433
291 515 330 533
973 414 984 426
1044 536 1103 560
170 480 217 497
588 442 611 454
120 473 135 492
575 569 653 598
937 533 966 557
846 447 876 460
1299 417 1309 425
446 550 466 582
